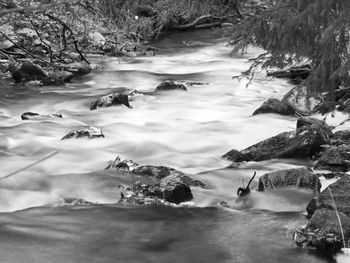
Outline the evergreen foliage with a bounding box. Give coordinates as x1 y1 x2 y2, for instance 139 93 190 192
227 0 350 96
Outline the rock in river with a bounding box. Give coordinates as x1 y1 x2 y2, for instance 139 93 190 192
155 81 187 92
223 117 331 162
258 167 321 191
90 93 132 110
295 208 350 254
253 98 296 116
21 112 62 120
118 180 193 206
61 126 105 140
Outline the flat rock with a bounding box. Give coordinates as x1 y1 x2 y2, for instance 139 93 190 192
90 93 132 110
61 126 104 140
258 167 321 191
223 118 330 162
155 81 187 92
21 112 62 120
253 98 296 116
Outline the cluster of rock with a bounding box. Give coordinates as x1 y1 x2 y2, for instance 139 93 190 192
8 61 91 86
223 117 333 164
20 80 205 142
223 114 350 253
89 80 204 111
106 156 206 206
254 72 350 116
295 175 350 253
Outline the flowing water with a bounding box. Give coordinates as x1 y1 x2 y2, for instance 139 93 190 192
0 30 347 262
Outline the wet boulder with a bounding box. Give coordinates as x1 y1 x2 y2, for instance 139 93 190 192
295 208 350 254
90 93 132 110
252 98 296 116
132 165 185 179
117 180 193 206
223 118 331 162
163 183 193 204
155 81 187 92
61 126 105 140
12 61 48 83
21 112 62 120
258 167 321 191
306 174 350 217
282 86 324 115
314 145 350 172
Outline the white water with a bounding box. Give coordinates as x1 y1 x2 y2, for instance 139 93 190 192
0 30 347 263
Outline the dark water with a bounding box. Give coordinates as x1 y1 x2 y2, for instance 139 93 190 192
0 30 347 262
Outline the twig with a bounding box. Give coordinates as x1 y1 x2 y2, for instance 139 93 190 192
0 151 59 180
328 187 346 248
44 13 90 64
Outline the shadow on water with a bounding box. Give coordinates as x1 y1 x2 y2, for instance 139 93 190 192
0 205 340 263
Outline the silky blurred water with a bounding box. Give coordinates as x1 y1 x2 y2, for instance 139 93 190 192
0 30 346 263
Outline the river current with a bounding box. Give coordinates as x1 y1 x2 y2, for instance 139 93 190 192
0 30 347 263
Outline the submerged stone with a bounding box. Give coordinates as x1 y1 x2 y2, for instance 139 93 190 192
155 81 187 92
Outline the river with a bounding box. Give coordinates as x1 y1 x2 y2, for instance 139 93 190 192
0 30 347 263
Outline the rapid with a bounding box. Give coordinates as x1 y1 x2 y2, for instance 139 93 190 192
0 30 346 263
